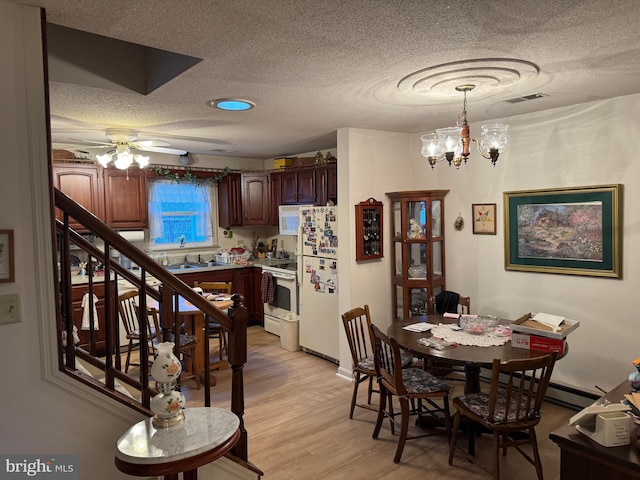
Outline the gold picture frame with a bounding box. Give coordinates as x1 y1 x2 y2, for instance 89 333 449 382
0 230 15 283
472 203 497 235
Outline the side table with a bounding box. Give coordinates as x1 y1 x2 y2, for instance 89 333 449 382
115 407 240 480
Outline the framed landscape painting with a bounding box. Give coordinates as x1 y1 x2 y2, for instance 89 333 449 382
504 185 622 278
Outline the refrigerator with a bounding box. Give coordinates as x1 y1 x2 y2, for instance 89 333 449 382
297 205 339 362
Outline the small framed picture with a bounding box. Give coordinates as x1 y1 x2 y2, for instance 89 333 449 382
472 204 497 235
0 230 15 282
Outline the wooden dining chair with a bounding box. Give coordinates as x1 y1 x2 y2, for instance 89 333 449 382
341 306 413 419
117 290 157 373
149 308 200 389
341 305 379 418
448 352 558 480
430 290 471 315
194 281 232 362
370 324 452 463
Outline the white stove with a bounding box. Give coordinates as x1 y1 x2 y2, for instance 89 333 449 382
261 261 298 336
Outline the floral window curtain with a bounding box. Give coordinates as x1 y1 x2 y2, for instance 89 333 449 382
148 179 215 247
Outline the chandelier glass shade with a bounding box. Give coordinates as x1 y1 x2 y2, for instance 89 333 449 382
420 85 509 169
96 143 149 169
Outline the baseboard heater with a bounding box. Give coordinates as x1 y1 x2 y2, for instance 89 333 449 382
479 371 599 411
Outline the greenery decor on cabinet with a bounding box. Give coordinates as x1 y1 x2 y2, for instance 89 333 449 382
386 190 449 320
150 165 231 185
355 198 383 261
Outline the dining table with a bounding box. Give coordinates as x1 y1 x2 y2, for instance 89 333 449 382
150 295 234 383
387 315 563 395
387 315 567 455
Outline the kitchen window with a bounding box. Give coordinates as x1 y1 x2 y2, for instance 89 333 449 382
148 179 216 249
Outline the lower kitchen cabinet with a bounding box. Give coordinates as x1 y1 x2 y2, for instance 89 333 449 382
71 283 107 357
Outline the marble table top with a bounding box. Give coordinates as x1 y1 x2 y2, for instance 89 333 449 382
115 407 239 465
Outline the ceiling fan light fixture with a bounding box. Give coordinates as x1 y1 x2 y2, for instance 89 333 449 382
208 98 255 111
96 153 112 167
114 149 134 169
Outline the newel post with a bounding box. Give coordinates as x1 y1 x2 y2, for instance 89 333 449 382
227 293 248 461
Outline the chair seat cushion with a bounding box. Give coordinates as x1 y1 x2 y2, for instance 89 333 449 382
457 392 530 424
171 333 197 347
357 353 413 372
402 368 451 394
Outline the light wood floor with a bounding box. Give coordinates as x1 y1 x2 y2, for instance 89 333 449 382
180 326 576 480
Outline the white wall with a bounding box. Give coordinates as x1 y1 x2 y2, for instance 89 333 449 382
340 94 640 396
0 3 140 478
336 128 415 373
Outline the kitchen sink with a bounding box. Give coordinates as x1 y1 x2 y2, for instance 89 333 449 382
166 262 224 271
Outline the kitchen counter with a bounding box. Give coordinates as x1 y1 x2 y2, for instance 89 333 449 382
69 257 297 286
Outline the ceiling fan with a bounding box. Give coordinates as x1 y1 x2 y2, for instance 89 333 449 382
69 128 187 169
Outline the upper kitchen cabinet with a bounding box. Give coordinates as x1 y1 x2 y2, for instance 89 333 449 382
52 163 148 230
52 164 104 230
280 170 298 204
271 163 337 209
242 173 270 225
269 172 282 227
218 172 243 227
316 164 337 206
297 169 316 204
103 167 148 229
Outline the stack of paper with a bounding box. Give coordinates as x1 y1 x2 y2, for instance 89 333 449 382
403 323 434 332
532 312 565 332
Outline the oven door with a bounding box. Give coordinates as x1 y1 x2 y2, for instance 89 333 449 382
263 268 297 336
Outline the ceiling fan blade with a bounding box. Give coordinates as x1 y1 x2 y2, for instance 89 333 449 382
67 138 115 147
134 140 172 148
139 146 188 155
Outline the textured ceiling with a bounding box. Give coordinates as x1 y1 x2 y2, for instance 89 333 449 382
8 0 640 161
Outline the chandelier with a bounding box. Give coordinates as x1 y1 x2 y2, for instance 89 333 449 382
96 143 150 170
420 84 509 169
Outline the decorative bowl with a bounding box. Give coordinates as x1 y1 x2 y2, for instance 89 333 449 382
459 315 498 335
408 265 426 278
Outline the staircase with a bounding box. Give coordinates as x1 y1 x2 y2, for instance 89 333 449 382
54 188 262 477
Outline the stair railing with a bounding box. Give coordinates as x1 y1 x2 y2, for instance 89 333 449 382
54 188 249 461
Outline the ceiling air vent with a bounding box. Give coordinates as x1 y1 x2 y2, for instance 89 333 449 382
505 93 548 104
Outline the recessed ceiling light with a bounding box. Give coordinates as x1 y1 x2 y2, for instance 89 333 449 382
208 98 255 111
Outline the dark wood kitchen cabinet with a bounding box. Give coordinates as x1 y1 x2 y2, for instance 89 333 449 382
270 172 282 226
271 163 337 211
52 163 148 230
316 164 338 206
103 167 148 229
71 283 107 356
297 169 316 204
236 267 264 324
218 172 243 227
242 173 270 225
52 164 104 230
280 170 298 204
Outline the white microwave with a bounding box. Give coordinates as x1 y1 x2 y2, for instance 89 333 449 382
278 205 312 235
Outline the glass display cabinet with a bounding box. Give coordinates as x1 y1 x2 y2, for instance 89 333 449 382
355 198 383 261
386 190 449 319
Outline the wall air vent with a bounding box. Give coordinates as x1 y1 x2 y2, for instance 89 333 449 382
505 93 548 104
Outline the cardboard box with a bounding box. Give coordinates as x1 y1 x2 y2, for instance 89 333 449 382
510 313 579 339
511 332 567 354
273 158 295 169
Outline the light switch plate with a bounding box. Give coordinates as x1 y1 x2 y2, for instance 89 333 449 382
0 293 22 325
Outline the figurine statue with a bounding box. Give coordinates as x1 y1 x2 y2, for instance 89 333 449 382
408 218 423 239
